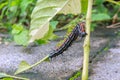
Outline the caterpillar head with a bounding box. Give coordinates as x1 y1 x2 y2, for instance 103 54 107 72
78 22 87 37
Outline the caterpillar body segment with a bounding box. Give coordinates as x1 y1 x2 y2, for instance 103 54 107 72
49 22 87 58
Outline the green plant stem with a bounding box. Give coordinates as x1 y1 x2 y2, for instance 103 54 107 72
81 0 93 80
30 55 49 68
105 0 120 5
6 74 29 80
15 55 49 75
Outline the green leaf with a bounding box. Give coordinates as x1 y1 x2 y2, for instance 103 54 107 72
50 21 58 29
92 13 111 21
13 30 29 46
15 61 31 75
11 24 29 46
35 23 58 45
0 73 8 78
0 1 8 10
59 0 81 14
11 24 23 35
94 0 107 13
20 0 33 14
8 0 19 13
43 28 57 40
91 23 97 31
69 71 81 80
2 77 13 80
8 0 20 7
29 0 69 43
48 21 58 40
35 39 48 44
95 0 104 5
43 23 58 40
81 0 88 13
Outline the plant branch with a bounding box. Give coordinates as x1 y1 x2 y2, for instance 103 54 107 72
81 0 93 80
5 74 29 80
15 55 49 75
105 0 120 5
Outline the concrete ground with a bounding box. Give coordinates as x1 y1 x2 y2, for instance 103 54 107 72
0 26 119 80
89 36 120 80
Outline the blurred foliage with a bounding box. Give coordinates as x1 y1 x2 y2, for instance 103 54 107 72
0 0 120 45
0 0 36 28
92 13 110 21
53 0 120 32
91 0 120 31
11 24 29 46
0 0 36 45
69 71 81 80
93 0 119 18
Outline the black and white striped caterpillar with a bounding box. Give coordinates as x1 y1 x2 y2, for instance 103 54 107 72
49 22 87 58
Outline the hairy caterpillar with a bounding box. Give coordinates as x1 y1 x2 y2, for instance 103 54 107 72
49 22 87 58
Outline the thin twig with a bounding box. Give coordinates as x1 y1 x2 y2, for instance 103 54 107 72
81 0 93 80
107 22 120 28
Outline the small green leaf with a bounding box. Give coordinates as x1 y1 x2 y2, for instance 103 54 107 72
43 25 58 40
69 71 81 80
94 0 107 13
14 30 29 46
50 21 58 29
92 13 111 21
91 23 97 31
35 39 48 45
35 21 58 45
15 61 31 75
35 25 58 45
12 24 23 35
20 0 33 14
11 24 29 46
103 47 109 51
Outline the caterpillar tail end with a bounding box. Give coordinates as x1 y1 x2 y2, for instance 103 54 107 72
43 55 51 62
44 57 50 62
48 51 56 59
